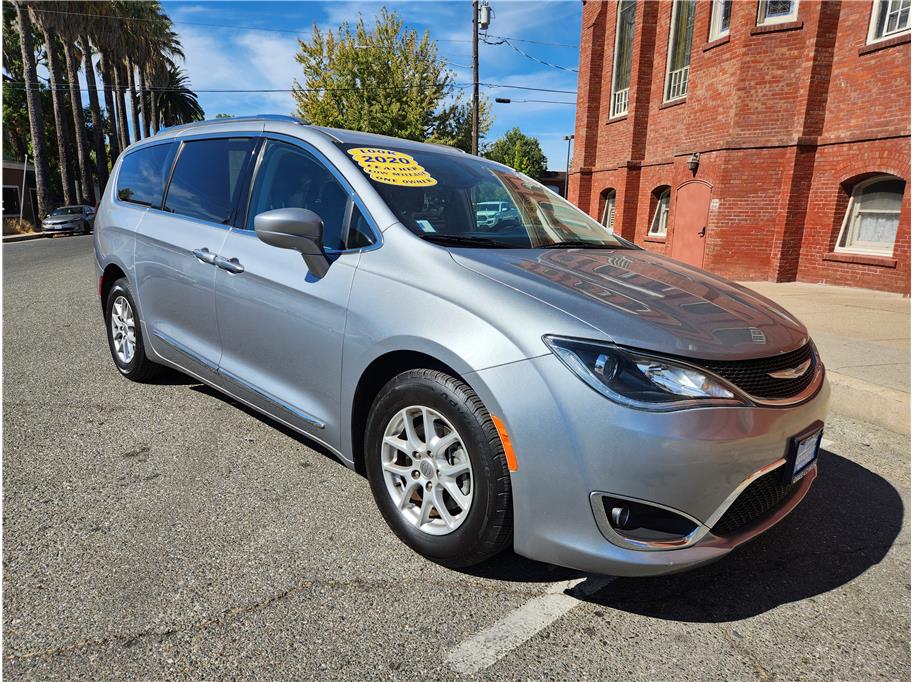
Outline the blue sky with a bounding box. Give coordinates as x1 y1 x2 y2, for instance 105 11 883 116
160 0 582 168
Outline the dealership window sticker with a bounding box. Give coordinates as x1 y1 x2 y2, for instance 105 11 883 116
347 147 437 187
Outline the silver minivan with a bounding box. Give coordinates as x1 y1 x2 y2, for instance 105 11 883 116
95 115 829 576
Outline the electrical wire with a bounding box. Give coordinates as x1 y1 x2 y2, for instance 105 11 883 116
2 80 578 96
485 34 579 49
482 37 579 73
495 98 576 105
20 7 476 42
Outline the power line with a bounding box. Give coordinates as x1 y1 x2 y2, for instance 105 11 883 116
479 82 576 95
25 7 476 42
485 34 579 49
483 37 579 73
2 80 578 96
495 98 576 105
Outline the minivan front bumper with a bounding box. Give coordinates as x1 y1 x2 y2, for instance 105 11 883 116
468 353 830 577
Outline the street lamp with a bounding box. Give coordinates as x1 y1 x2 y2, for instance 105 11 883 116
563 134 574 198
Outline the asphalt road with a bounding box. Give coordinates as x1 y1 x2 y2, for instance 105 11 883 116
3 235 910 680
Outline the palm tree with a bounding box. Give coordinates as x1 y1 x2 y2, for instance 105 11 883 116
80 32 108 188
29 3 76 205
62 38 95 204
127 58 141 142
12 0 51 220
97 54 120 162
156 66 204 127
36 1 94 204
114 60 131 150
138 2 184 135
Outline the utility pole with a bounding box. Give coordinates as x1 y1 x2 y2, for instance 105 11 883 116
564 134 574 198
472 2 491 155
472 0 479 155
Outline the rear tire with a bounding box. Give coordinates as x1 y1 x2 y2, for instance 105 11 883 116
365 369 513 568
104 278 162 382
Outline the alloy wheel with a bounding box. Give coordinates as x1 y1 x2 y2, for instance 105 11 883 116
110 295 136 364
380 405 474 536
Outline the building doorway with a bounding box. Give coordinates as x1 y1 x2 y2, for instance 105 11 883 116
670 179 712 268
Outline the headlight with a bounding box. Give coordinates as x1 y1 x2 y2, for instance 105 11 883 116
543 336 748 410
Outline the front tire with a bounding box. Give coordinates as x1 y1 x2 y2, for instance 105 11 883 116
365 369 513 568
104 278 162 382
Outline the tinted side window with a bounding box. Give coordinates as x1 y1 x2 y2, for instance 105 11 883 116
247 141 350 250
116 143 175 207
347 205 376 249
164 138 255 224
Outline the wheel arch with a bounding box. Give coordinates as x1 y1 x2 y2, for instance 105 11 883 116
349 349 472 476
100 262 128 310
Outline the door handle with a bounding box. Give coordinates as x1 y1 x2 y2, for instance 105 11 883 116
215 255 245 274
698 226 707 238
192 248 218 265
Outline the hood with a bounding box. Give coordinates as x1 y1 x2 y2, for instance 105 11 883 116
450 248 809 361
44 214 80 224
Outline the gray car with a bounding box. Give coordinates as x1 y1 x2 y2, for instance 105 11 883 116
94 115 829 576
43 204 95 234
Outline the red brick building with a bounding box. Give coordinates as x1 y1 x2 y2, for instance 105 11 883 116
569 0 910 293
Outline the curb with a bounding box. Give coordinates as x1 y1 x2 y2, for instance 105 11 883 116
827 372 910 435
2 232 47 243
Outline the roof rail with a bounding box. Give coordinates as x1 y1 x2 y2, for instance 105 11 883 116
159 114 302 134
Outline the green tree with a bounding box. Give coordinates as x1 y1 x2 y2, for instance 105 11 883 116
11 0 52 217
428 95 491 153
293 8 491 148
483 127 548 177
155 66 203 127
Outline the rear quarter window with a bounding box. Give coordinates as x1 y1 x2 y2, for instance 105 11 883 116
116 143 176 207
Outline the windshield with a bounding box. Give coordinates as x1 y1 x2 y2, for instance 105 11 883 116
51 207 83 216
340 144 632 249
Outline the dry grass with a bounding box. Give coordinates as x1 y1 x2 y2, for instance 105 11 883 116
3 217 37 236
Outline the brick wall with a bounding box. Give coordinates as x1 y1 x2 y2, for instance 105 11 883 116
570 0 910 294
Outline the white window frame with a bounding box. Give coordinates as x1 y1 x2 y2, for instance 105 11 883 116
649 188 670 237
610 0 636 119
601 189 617 231
2 185 22 217
867 0 912 43
709 0 732 40
664 0 695 103
757 0 799 26
835 175 905 256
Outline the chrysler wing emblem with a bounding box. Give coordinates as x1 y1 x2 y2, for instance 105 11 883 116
768 359 811 379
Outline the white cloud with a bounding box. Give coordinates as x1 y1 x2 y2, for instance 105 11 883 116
177 26 300 116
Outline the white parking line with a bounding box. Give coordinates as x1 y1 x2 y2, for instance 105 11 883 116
445 576 613 675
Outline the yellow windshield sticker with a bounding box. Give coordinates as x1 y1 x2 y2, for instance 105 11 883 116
347 147 437 187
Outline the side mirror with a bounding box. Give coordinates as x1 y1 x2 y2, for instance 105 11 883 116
254 207 330 278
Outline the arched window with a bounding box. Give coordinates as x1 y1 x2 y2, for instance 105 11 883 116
649 186 671 236
836 175 905 256
600 189 616 232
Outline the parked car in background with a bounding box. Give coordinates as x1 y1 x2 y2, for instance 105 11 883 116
475 201 519 228
95 116 829 576
42 205 95 235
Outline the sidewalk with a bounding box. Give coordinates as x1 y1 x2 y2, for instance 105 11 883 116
2 232 46 243
743 281 910 435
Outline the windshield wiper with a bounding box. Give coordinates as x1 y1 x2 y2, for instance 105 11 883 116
539 240 617 249
419 233 515 248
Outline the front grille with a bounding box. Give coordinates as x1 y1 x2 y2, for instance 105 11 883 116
693 343 816 400
711 468 797 536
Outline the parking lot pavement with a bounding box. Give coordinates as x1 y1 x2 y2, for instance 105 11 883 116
3 236 909 680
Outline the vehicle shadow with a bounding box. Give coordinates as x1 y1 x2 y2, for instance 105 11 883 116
575 449 905 622
187 383 347 469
